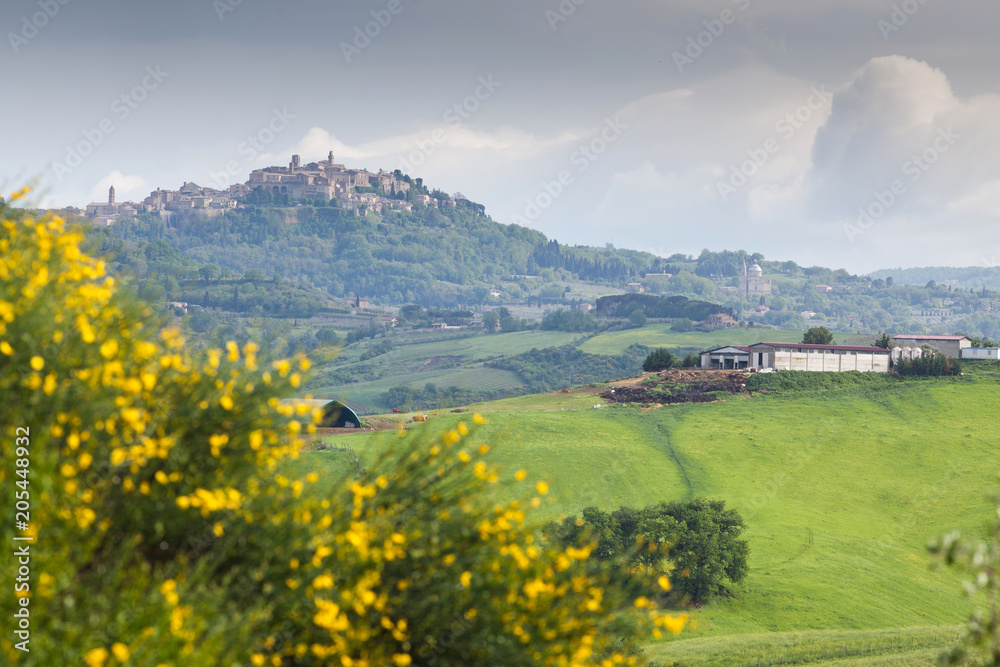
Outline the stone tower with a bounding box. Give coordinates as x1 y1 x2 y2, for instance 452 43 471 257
109 185 115 205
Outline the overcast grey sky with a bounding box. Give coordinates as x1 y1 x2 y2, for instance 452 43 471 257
3 0 999 272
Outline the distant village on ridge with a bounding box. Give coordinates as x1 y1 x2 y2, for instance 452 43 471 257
81 152 472 226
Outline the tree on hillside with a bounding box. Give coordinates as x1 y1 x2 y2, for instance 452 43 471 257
802 326 834 345
643 348 677 372
682 353 700 368
629 307 647 328
550 499 749 605
671 318 695 333
874 333 894 349
482 310 500 333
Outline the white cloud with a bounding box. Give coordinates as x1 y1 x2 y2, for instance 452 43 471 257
90 171 149 203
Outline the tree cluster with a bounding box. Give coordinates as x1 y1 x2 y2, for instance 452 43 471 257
549 499 750 605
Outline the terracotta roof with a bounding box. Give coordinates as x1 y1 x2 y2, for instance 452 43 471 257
892 334 970 341
753 342 890 353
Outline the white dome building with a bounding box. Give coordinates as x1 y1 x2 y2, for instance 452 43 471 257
738 258 772 297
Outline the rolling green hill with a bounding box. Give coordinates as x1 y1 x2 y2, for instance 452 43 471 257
311 373 1000 665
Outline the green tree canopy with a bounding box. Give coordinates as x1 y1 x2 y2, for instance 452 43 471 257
802 326 834 345
643 348 677 372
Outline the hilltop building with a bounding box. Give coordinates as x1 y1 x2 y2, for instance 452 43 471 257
737 259 771 298
85 186 138 225
142 182 239 214
247 152 410 213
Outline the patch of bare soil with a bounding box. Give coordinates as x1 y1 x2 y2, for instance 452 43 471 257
602 370 750 406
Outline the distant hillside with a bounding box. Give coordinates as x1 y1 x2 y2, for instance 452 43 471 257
869 266 1000 290
596 294 729 320
98 202 664 308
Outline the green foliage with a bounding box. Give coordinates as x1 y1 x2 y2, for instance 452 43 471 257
681 353 699 368
694 249 761 278
541 308 598 332
895 351 962 377
488 344 649 392
671 318 695 333
532 238 662 282
498 307 530 333
629 308 648 329
874 333 894 349
187 308 219 333
802 326 835 345
550 499 749 605
644 348 678 372
345 319 386 344
745 370 900 393
0 203 686 665
597 294 728 321
381 383 513 411
968 335 999 348
315 327 341 345
482 310 499 333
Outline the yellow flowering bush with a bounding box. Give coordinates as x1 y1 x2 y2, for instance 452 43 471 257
0 198 684 665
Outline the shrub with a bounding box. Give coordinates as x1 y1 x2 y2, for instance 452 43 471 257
541 308 597 332
0 198 685 664
895 351 962 377
643 348 677 372
549 499 749 605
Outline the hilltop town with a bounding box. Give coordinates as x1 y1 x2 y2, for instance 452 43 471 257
82 152 465 225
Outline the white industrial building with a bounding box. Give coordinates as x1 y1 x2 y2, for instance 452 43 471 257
961 347 1000 360
746 342 891 373
891 335 971 359
700 346 751 370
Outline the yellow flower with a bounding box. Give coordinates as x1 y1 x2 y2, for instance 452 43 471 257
100 339 118 359
658 575 672 591
84 647 109 667
392 654 412 666
30 355 44 370
111 642 130 661
536 481 549 495
0 341 13 355
460 571 472 588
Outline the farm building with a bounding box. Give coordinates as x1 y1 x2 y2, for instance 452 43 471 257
961 347 1000 360
706 313 739 329
318 400 363 428
747 342 890 373
286 399 365 428
701 346 751 370
891 334 971 359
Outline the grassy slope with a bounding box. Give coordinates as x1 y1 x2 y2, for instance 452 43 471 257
317 378 999 664
310 329 583 406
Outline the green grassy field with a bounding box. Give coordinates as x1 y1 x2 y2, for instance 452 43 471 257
309 329 585 406
313 376 1000 665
